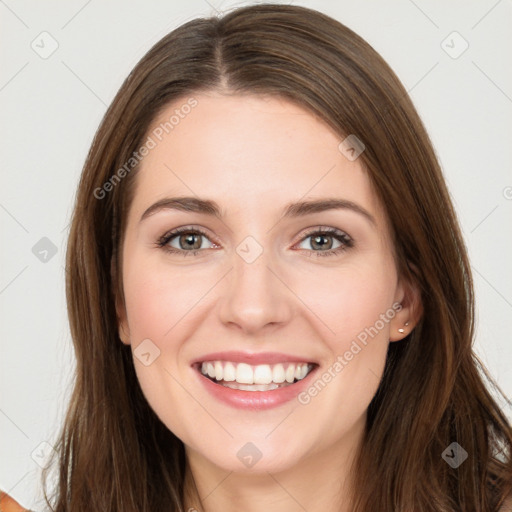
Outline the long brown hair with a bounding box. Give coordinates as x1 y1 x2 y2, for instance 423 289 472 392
43 4 512 511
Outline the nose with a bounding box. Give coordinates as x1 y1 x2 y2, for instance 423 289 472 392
218 244 293 335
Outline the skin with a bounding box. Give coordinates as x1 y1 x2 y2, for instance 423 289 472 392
116 92 421 512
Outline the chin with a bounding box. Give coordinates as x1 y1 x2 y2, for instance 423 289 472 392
201 436 310 474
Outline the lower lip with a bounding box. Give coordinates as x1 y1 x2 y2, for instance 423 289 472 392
193 365 318 410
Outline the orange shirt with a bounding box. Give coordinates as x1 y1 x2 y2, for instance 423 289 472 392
0 491 29 512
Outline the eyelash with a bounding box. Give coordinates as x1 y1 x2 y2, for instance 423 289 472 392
155 225 354 258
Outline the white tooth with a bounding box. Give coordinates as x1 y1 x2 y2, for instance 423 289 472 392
200 360 312 384
207 362 216 378
236 363 254 384
214 361 223 381
253 364 273 384
221 382 280 391
285 364 296 383
272 363 286 383
250 383 279 391
223 362 236 381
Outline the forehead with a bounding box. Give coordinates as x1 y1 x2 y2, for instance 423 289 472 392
128 92 382 224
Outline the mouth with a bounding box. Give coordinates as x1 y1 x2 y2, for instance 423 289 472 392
192 360 318 392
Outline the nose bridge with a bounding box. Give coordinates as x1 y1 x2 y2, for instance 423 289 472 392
218 235 291 331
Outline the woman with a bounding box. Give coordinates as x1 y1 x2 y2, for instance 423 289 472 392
3 3 511 511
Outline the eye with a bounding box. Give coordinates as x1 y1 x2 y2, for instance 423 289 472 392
156 225 354 258
295 227 354 257
156 226 216 257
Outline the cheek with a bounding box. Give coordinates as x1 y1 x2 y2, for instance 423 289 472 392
293 262 396 425
122 260 208 343
293 259 397 348
122 263 198 431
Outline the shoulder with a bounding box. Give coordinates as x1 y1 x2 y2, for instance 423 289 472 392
0 491 29 512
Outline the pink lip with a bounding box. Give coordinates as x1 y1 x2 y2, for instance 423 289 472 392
192 360 319 410
190 351 317 365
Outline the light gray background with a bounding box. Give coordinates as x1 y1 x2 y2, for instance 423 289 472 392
1 0 511 509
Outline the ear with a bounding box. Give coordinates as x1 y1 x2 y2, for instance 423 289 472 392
389 263 423 342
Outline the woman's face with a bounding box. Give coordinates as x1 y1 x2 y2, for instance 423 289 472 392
117 92 416 474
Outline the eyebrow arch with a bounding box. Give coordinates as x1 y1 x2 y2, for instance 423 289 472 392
139 196 376 226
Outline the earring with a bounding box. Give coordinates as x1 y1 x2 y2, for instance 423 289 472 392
398 322 410 334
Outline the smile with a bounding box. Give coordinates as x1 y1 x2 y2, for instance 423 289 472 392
195 361 316 391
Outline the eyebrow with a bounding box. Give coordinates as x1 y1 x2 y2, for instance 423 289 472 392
139 196 376 226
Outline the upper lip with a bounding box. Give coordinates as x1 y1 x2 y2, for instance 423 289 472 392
191 351 318 366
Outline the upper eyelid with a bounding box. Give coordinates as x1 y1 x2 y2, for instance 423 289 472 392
161 226 218 245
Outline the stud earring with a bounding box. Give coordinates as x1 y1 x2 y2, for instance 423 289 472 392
398 321 410 334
